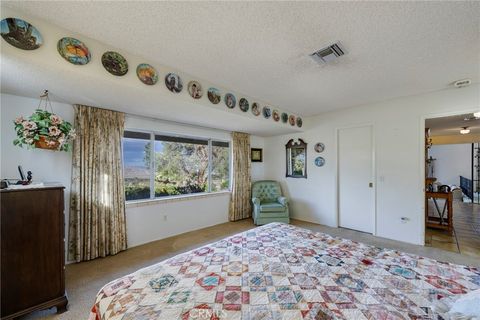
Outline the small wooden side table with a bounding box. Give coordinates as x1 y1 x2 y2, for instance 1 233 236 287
425 191 453 234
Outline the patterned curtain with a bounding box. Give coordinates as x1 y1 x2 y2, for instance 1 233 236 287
68 105 127 262
229 132 252 221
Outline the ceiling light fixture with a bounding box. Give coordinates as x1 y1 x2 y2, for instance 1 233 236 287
453 79 471 88
460 127 470 135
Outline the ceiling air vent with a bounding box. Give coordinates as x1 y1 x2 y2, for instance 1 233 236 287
310 43 345 64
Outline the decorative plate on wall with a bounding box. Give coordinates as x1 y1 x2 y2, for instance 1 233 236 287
57 37 91 65
239 98 249 112
314 142 325 153
263 106 271 119
272 110 280 122
187 81 203 99
281 112 288 123
136 63 158 85
165 73 183 93
101 51 128 76
296 117 303 128
289 115 296 126
224 93 236 109
1 17 43 50
314 156 325 167
251 103 260 116
208 87 221 104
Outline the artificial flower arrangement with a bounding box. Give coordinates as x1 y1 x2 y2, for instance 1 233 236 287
13 109 76 152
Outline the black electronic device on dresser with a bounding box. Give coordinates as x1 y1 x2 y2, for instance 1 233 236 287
1 185 68 319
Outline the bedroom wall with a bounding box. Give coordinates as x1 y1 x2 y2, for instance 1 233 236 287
1 93 265 257
263 84 480 245
429 144 471 186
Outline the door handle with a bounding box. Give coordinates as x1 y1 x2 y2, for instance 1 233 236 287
369 182 373 188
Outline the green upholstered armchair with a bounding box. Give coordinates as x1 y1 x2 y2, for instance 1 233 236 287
251 180 290 225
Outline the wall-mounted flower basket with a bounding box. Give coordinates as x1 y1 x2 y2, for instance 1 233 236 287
13 90 75 152
34 136 60 150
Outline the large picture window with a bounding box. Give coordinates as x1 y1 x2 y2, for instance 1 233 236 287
123 130 230 201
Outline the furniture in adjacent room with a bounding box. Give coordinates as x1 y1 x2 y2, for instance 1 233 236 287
425 190 454 234
1 185 68 320
251 180 289 225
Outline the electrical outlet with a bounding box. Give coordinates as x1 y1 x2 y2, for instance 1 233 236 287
163 215 167 221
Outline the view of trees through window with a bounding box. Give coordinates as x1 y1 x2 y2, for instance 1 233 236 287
123 131 230 201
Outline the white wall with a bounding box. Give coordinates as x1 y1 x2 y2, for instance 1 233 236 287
0 94 74 260
263 84 480 245
429 144 471 186
1 93 266 255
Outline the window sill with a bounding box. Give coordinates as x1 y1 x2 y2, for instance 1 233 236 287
125 191 231 209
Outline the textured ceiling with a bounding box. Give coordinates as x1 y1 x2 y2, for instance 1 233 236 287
427 113 480 136
3 1 479 116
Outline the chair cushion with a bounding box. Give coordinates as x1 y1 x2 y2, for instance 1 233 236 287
260 202 286 212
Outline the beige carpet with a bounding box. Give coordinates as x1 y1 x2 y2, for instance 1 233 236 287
23 219 480 320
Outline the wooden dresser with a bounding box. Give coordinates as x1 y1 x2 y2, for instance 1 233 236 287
1 185 68 319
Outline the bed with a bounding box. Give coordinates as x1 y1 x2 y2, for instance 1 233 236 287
89 223 480 319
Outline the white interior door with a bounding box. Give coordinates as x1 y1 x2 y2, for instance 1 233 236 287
338 125 375 233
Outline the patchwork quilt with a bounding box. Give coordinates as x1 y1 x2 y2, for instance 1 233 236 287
89 223 480 320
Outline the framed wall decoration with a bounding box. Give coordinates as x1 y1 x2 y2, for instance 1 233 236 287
314 142 325 153
286 139 307 178
165 73 183 93
251 148 263 162
239 98 249 112
288 115 296 126
251 103 260 116
272 110 280 122
1 18 43 50
136 63 158 85
296 117 303 128
262 106 271 119
281 112 288 123
314 156 325 167
224 93 236 109
208 87 221 104
101 51 128 76
187 80 203 99
57 37 91 65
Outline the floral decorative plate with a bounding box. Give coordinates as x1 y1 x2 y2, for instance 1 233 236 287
136 63 158 85
1 17 43 50
296 117 303 128
272 110 280 122
315 156 325 167
251 103 260 116
188 81 203 99
208 88 221 104
289 115 296 126
314 142 325 153
224 93 236 109
263 106 271 119
57 37 91 65
101 51 128 76
239 98 249 112
165 73 183 93
281 112 288 123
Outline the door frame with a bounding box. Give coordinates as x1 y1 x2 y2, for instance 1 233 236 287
335 123 377 235
420 107 479 244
